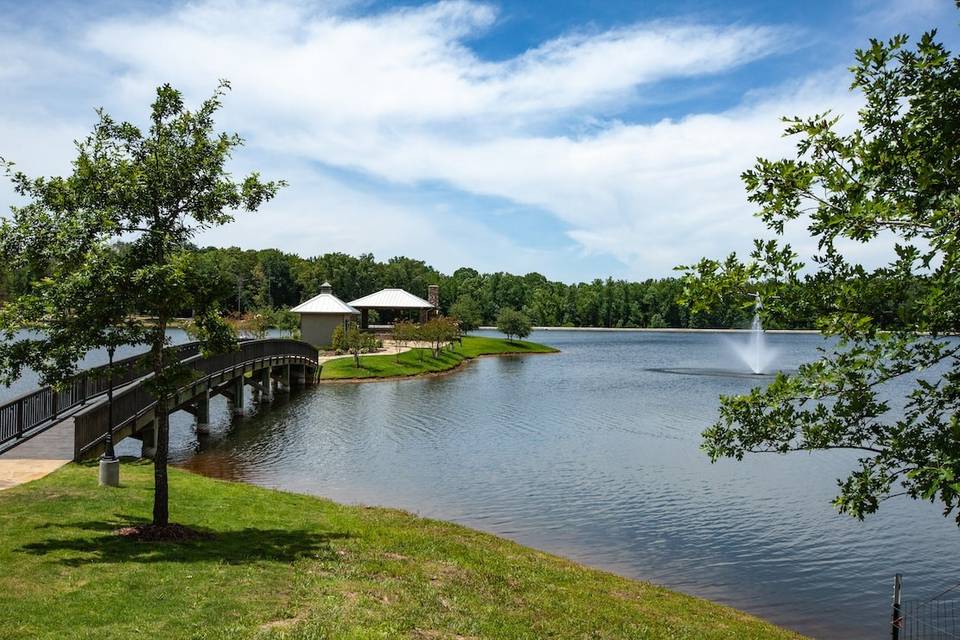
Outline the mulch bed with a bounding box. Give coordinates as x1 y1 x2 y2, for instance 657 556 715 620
115 523 214 542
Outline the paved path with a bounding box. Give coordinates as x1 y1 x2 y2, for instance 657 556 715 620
0 417 74 490
317 341 417 365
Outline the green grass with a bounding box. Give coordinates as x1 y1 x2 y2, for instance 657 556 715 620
319 335 559 380
0 462 803 639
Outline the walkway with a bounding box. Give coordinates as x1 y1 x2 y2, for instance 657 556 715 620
0 338 320 490
0 418 74 490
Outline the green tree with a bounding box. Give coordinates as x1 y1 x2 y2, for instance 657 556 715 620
421 316 458 357
391 320 418 362
336 322 378 368
496 308 532 342
449 295 483 332
0 81 283 527
678 23 960 522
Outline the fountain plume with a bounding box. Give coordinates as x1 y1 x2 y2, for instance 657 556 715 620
728 294 777 374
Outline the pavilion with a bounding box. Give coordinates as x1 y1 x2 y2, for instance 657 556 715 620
290 282 360 347
349 285 438 329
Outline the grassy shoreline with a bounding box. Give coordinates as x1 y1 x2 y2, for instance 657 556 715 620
0 462 802 639
319 335 559 381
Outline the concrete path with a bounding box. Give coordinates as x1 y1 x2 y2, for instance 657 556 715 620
0 418 74 490
317 341 417 365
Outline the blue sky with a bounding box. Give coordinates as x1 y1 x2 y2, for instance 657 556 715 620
1 0 958 282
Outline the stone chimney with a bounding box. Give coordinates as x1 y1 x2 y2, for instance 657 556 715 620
320 281 333 295
427 284 439 309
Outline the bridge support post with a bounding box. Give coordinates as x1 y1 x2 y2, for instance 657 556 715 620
140 422 157 459
231 375 245 416
260 367 273 403
195 389 211 433
277 364 291 393
292 364 306 387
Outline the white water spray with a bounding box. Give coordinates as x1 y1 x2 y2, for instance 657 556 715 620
729 294 777 374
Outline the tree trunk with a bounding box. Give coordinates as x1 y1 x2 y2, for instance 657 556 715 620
151 320 170 526
153 403 170 526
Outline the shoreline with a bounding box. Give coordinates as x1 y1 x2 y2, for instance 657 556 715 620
317 349 558 384
318 335 560 383
0 462 805 638
481 326 821 334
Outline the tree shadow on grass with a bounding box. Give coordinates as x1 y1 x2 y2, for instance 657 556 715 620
20 515 351 567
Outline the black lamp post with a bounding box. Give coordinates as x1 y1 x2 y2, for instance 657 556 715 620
98 345 120 486
103 345 116 461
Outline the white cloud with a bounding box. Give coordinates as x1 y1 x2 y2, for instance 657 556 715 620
0 0 873 280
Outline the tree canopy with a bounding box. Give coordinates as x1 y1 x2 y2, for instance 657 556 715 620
678 22 960 522
0 81 283 527
497 308 532 342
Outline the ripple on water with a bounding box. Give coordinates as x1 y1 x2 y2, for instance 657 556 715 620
168 331 960 640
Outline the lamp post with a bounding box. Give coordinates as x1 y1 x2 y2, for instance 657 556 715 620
98 345 120 487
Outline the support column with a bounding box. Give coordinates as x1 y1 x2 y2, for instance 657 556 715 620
231 375 245 416
195 389 211 432
292 364 307 387
260 367 273 403
140 421 157 459
277 364 291 393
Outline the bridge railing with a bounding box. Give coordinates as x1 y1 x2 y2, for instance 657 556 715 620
73 339 318 459
0 341 202 452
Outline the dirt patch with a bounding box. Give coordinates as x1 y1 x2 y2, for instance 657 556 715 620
411 630 479 640
259 615 305 631
115 523 213 542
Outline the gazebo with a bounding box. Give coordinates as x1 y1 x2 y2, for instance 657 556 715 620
349 286 437 329
291 282 360 346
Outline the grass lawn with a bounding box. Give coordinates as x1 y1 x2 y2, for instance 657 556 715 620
0 462 803 639
320 334 559 380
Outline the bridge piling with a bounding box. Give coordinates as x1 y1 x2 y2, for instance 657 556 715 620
195 389 211 433
293 364 307 387
259 367 274 403
277 364 291 393
140 422 157 459
231 375 245 416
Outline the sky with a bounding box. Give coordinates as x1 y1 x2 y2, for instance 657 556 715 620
1 0 958 283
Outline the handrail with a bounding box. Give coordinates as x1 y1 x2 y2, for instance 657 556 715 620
73 339 318 459
0 341 203 451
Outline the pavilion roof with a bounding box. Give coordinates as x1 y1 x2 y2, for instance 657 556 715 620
348 288 434 310
290 293 360 315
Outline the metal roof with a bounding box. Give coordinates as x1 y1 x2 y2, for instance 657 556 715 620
348 288 435 309
290 293 360 315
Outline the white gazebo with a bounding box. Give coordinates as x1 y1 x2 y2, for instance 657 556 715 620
349 287 437 328
291 282 360 347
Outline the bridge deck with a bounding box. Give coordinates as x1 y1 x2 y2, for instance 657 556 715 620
0 417 74 490
0 338 319 489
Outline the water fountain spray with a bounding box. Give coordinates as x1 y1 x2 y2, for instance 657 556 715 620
728 292 776 375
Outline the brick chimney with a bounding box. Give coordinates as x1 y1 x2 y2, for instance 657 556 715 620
428 284 439 309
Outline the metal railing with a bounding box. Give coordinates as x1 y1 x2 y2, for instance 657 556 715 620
0 341 202 451
899 599 960 639
73 339 318 459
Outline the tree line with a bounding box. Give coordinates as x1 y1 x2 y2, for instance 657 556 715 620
0 244 923 330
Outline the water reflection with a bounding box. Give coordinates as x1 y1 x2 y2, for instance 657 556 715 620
120 330 957 639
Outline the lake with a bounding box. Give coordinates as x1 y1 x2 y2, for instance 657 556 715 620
8 329 956 638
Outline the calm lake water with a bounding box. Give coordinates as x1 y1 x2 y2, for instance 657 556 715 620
7 329 956 638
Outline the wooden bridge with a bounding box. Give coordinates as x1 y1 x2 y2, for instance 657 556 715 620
0 338 319 467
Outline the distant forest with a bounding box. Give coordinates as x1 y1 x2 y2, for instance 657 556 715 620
0 246 911 330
